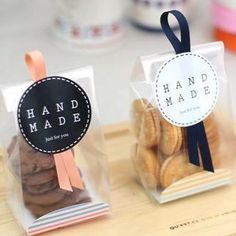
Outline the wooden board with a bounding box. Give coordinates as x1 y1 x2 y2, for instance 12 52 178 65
1 122 236 236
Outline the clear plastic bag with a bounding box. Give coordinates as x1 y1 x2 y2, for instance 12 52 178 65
130 41 236 203
0 65 110 235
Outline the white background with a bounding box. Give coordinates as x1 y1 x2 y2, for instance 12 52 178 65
0 0 235 124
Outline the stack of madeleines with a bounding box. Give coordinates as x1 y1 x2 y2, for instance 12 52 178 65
7 135 91 217
131 98 220 190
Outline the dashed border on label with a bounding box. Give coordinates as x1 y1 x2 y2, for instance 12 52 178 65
17 76 92 154
155 53 219 127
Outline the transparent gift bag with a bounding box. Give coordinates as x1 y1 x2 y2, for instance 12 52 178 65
0 51 110 235
130 10 236 203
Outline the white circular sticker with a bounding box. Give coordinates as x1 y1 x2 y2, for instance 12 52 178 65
154 53 219 127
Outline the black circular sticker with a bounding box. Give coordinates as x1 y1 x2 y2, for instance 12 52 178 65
17 76 92 154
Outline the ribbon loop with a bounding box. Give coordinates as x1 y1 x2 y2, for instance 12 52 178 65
160 10 190 54
160 11 214 172
25 51 47 82
25 50 85 190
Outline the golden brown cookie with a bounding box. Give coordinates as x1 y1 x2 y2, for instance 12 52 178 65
204 114 220 160
151 108 161 144
159 118 182 156
131 144 138 175
174 127 183 153
204 114 219 135
160 152 201 188
203 113 219 126
133 146 161 189
207 137 221 167
131 99 160 147
131 99 149 138
132 98 150 113
181 113 220 158
139 110 159 147
205 124 219 140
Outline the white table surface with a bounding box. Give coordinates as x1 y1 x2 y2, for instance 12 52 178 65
0 0 236 125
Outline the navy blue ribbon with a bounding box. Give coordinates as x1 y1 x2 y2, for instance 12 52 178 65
160 10 214 172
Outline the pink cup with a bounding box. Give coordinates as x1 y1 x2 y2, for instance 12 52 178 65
211 0 236 34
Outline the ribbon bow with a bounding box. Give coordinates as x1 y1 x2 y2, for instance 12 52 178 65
160 10 214 172
25 51 84 191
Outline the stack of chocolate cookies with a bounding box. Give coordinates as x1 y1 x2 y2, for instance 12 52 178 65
7 135 90 217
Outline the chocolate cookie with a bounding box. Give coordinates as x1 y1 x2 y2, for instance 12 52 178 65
23 178 59 195
26 189 91 217
23 188 70 206
23 168 85 194
18 136 55 175
22 168 57 185
8 135 55 176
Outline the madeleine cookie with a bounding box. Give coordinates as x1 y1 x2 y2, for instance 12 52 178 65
160 153 201 188
134 146 161 189
159 118 182 156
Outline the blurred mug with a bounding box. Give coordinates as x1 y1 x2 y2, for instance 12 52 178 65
53 0 124 51
130 0 195 31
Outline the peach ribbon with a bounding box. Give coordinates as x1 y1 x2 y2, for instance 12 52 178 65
25 50 84 192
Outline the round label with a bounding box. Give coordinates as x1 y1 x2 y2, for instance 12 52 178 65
154 53 219 127
17 76 91 154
